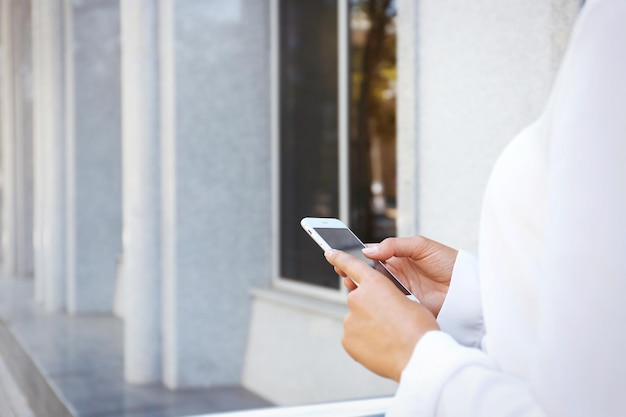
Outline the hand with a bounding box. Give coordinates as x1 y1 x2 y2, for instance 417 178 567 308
325 249 440 382
336 236 458 317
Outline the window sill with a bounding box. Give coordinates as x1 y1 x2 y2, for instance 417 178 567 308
249 287 348 321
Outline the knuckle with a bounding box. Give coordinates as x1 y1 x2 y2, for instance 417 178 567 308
380 237 394 250
413 235 427 248
346 286 368 309
346 291 357 308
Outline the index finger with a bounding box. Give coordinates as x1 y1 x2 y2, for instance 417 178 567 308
324 249 377 286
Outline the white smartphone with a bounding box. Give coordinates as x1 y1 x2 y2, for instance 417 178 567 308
300 217 418 302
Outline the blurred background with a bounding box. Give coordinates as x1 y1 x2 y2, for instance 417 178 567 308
0 0 581 416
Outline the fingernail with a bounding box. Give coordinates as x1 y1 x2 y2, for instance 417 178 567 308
324 249 336 259
362 246 379 255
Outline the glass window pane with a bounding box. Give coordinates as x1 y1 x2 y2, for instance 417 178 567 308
279 0 340 289
349 0 397 243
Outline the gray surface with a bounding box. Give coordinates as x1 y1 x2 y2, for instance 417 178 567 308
65 0 123 314
160 0 272 388
0 278 272 417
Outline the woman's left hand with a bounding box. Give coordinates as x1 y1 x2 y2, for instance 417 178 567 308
324 249 440 382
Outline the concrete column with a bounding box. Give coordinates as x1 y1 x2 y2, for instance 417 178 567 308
120 0 162 383
31 0 45 302
31 0 67 311
1 0 19 275
396 0 420 238
160 0 272 388
1 0 34 278
64 0 122 313
14 0 34 279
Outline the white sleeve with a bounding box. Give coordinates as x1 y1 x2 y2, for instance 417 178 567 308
387 332 544 417
436 250 484 348
389 1 626 416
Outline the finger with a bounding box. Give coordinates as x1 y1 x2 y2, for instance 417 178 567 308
343 277 357 291
324 249 376 286
362 236 433 261
334 266 347 278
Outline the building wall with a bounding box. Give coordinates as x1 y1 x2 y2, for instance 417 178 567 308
412 0 581 252
65 0 123 314
242 289 397 405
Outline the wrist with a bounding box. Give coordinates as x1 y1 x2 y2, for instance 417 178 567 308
392 310 440 381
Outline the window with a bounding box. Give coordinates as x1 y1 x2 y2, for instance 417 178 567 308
348 0 397 242
275 0 397 293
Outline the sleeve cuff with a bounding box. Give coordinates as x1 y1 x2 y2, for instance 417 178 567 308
386 331 497 417
436 250 484 347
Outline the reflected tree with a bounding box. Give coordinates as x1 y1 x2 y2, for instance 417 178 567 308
350 0 397 241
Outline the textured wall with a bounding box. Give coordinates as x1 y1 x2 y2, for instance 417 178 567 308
243 290 397 405
398 0 580 252
161 0 272 388
65 0 122 313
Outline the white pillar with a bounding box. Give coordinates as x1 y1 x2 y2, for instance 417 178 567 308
1 0 34 278
31 0 67 311
14 0 34 279
31 0 44 302
396 0 420 238
1 0 18 276
120 0 162 383
64 0 122 313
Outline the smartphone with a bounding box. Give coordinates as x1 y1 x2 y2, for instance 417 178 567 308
300 217 418 302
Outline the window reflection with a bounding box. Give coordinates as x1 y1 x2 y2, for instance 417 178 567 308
279 0 397 289
349 0 397 243
279 0 340 289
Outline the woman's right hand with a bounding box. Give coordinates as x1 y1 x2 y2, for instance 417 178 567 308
337 236 458 317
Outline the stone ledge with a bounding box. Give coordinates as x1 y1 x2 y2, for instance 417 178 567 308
0 278 272 417
0 320 72 417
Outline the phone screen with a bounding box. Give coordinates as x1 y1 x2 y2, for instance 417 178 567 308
313 227 411 296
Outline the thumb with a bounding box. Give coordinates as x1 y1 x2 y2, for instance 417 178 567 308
363 236 433 261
